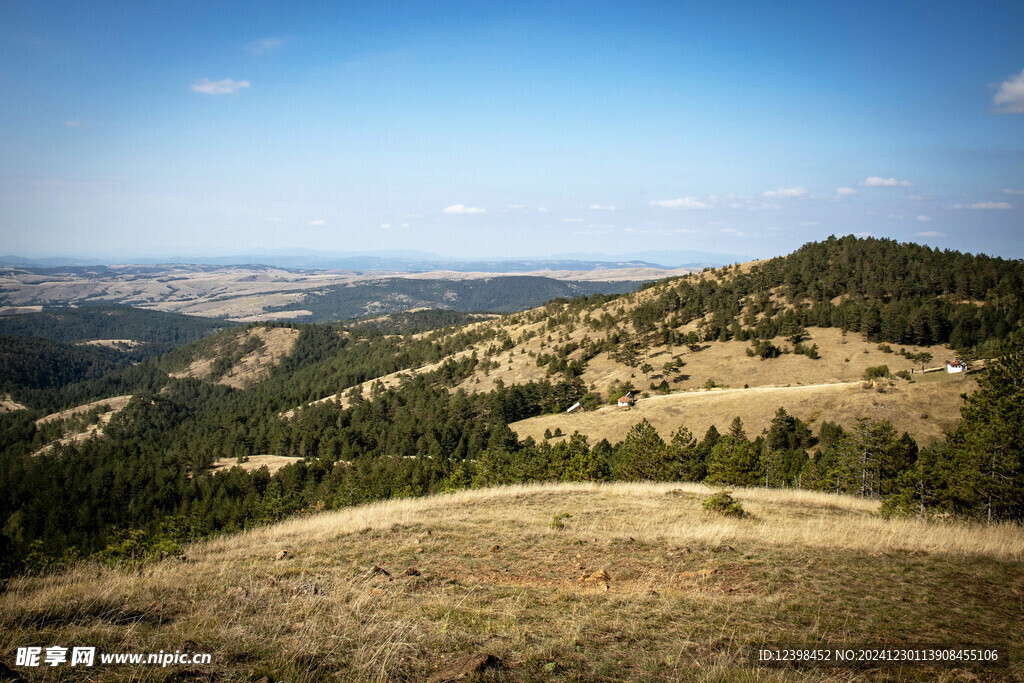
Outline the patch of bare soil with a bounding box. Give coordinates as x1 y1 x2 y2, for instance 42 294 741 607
0 393 27 412
209 455 304 475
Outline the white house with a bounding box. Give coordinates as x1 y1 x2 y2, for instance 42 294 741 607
946 360 966 374
617 391 635 407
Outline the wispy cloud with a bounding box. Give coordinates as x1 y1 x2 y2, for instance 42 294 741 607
720 227 744 236
854 232 875 238
537 207 549 213
860 176 912 187
951 202 1013 210
589 204 616 211
915 231 946 237
442 204 486 215
915 215 932 222
909 194 935 201
309 219 326 226
763 187 808 199
191 78 250 95
62 120 87 128
799 221 820 227
248 36 284 55
649 197 709 209
835 187 858 196
265 217 282 222
379 223 391 229
992 68 1024 113
560 217 584 223
1003 188 1024 196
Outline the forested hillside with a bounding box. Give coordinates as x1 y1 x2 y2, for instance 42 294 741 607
0 305 232 352
267 276 642 321
1 236 1022 577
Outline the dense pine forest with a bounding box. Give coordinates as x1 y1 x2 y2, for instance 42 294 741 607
1 236 1022 576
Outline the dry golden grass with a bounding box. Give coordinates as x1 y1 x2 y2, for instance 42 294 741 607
3 483 1021 681
171 326 300 389
209 455 305 475
0 392 28 413
34 395 133 427
512 372 973 447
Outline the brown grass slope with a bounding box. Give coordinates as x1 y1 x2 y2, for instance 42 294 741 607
2 483 1021 682
170 326 300 389
512 371 973 447
283 263 965 443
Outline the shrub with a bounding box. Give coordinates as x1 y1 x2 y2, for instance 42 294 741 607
550 512 572 530
864 365 891 380
702 490 745 518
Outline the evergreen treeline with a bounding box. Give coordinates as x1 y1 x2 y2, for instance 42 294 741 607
0 336 131 402
625 235 1024 353
0 305 232 350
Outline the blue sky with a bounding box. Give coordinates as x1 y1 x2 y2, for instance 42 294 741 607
1 0 1022 261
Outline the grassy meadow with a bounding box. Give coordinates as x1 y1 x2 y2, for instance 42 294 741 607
2 482 1021 681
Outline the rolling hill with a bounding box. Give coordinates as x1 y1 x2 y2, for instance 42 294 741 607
1 482 1020 681
1 235 1022 593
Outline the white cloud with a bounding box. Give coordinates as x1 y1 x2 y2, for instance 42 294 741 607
537 207 549 213
649 197 709 209
860 176 912 187
248 37 284 55
1003 188 1024 196
265 217 282 222
309 219 325 226
915 231 946 237
854 232 875 238
589 204 616 211
951 202 1013 210
400 223 409 228
915 215 932 222
909 194 934 201
442 204 486 215
560 217 584 223
835 187 858 196
887 214 904 220
763 187 808 199
62 120 86 128
191 78 250 95
992 68 1024 113
720 228 745 236
379 223 391 229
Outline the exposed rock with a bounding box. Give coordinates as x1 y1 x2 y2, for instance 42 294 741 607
275 549 290 561
365 564 391 579
427 653 503 682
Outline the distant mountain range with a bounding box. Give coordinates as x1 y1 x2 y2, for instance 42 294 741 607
0 247 747 272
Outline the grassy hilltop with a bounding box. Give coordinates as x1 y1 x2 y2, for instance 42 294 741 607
2 482 1021 681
